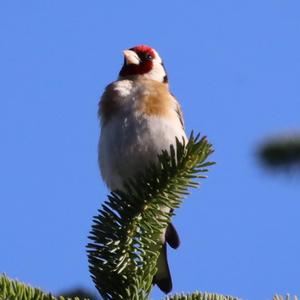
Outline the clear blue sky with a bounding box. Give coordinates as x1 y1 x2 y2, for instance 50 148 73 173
1 1 300 299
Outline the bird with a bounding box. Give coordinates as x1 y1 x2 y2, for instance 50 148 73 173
98 45 187 294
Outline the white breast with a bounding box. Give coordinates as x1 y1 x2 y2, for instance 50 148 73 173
98 80 187 191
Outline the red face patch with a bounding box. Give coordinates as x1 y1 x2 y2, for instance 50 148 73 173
119 45 156 77
130 45 155 59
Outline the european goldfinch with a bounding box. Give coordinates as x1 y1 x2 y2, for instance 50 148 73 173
98 45 187 294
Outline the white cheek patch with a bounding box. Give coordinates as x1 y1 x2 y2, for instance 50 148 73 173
152 49 162 64
113 80 133 97
146 61 166 82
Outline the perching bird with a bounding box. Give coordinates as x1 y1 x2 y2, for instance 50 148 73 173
98 45 187 294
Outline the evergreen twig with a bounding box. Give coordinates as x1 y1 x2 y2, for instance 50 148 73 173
87 133 214 299
0 275 88 300
165 291 240 300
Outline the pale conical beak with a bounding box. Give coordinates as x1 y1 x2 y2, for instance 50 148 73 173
123 50 140 65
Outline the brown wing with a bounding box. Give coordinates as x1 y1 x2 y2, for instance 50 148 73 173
171 93 185 130
98 83 121 125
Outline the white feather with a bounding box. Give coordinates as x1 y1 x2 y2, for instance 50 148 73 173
99 80 186 191
112 79 133 98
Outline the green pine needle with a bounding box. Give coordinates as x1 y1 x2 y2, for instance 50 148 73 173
87 133 215 300
273 295 299 300
0 275 88 300
165 291 240 300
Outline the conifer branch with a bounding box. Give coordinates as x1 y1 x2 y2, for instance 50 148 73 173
165 291 240 300
87 133 214 299
273 295 298 300
259 134 300 170
1 132 299 300
0 275 88 300
1 274 299 300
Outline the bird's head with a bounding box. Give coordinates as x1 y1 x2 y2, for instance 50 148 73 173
119 45 168 83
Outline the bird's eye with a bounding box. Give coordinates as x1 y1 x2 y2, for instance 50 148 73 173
145 54 153 60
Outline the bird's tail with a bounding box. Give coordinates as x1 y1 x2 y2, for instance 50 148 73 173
153 223 180 294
